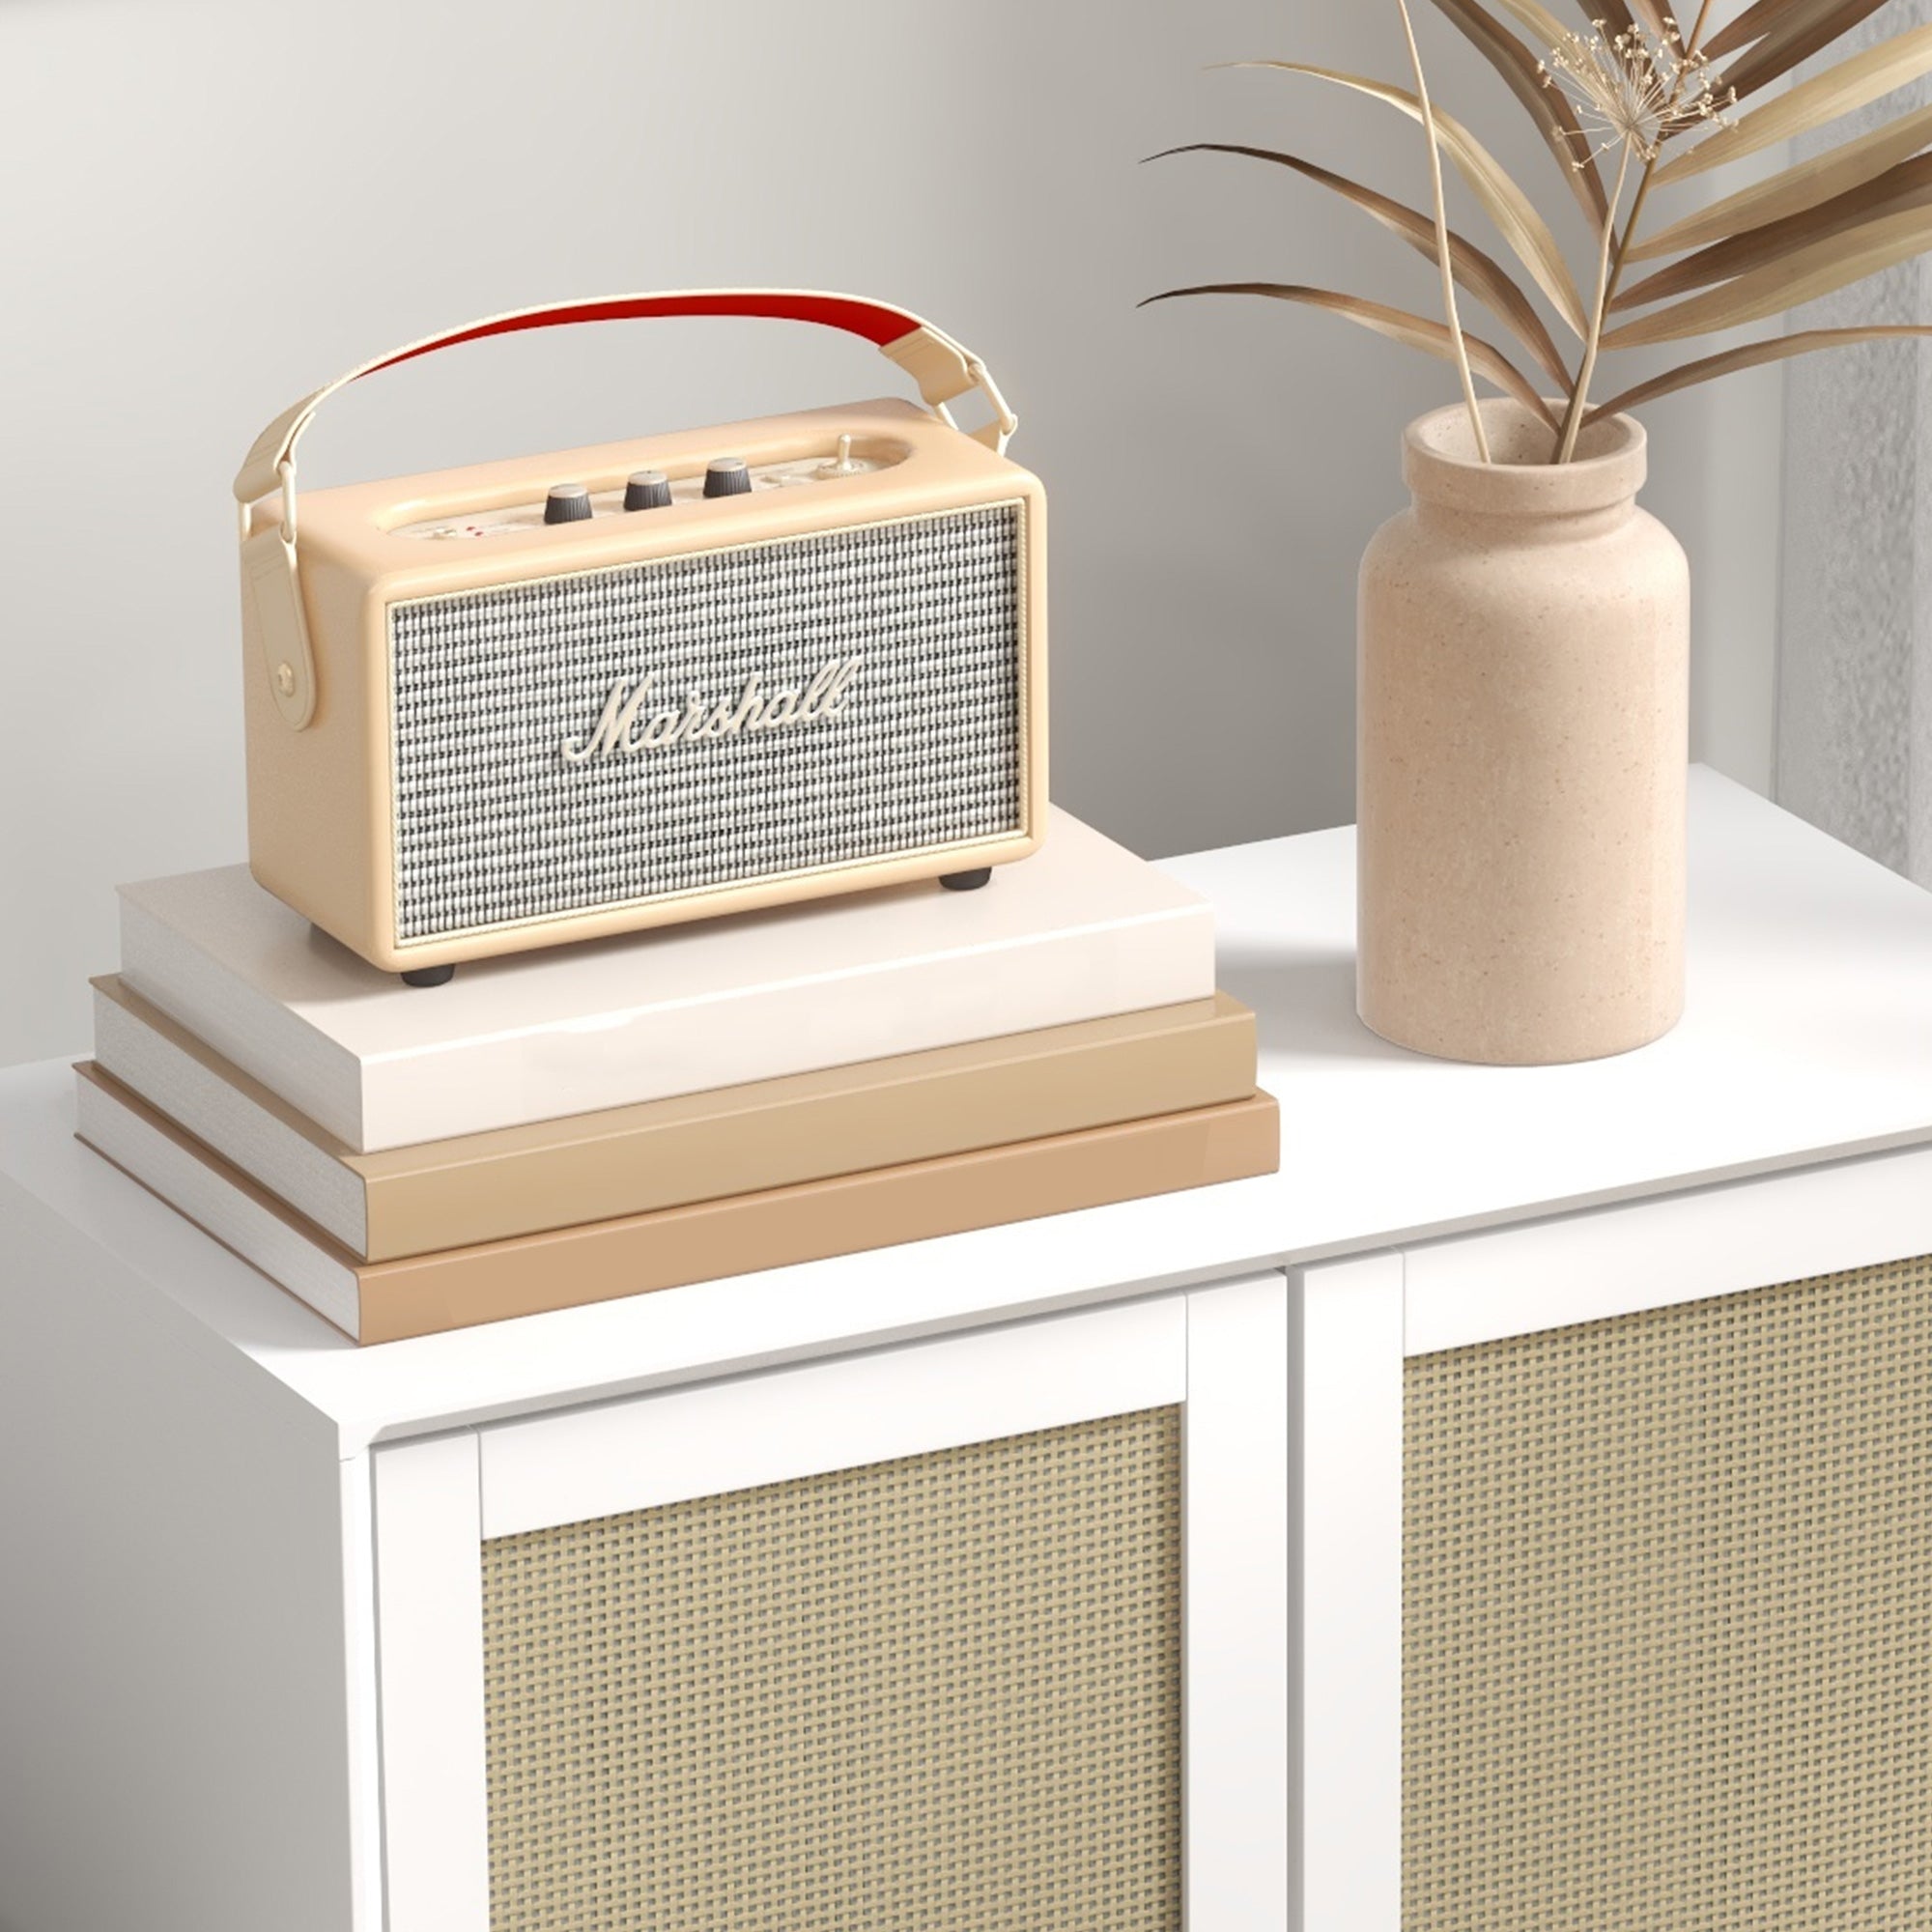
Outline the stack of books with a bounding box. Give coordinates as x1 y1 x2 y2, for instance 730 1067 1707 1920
74 809 1278 1343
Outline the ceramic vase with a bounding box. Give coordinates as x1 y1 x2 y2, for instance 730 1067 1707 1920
1356 398 1689 1065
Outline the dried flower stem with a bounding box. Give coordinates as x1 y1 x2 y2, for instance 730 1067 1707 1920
1395 0 1491 462
1552 0 1720 459
1557 141 1634 462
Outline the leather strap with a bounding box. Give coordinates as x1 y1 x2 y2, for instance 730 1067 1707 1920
233 289 1017 733
234 288 1016 515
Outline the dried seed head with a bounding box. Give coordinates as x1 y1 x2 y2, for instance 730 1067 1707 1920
1539 16 1736 167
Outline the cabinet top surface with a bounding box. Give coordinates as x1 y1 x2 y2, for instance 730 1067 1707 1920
4 765 1930 1446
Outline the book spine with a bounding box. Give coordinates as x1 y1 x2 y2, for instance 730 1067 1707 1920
362 1004 1257 1259
355 1095 1281 1343
74 1062 1280 1348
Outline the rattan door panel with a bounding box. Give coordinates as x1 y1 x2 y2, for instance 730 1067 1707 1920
372 1275 1287 1932
481 1406 1181 1932
1405 1253 1932 1931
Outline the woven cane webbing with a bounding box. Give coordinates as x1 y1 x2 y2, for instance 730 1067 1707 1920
1405 1252 1932 1931
482 1406 1182 1932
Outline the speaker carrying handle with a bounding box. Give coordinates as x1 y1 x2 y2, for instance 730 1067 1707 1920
233 290 1019 732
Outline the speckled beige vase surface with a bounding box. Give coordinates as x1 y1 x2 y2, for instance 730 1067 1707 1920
1358 399 1689 1065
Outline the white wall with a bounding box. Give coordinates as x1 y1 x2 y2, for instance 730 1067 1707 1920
0 0 1780 1066
1777 0 1932 890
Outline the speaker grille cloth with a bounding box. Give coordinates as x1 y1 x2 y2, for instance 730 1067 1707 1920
481 1405 1181 1932
388 501 1025 943
1405 1252 1932 1931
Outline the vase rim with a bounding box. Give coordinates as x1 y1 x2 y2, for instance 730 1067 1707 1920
1404 399 1646 517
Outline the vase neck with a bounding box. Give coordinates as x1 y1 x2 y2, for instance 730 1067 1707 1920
1412 497 1637 544
1403 401 1648 532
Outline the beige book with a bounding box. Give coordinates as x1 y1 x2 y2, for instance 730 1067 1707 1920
90 978 1259 1262
74 1062 1281 1347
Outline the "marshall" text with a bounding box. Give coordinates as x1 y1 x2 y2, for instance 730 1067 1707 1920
560 655 863 764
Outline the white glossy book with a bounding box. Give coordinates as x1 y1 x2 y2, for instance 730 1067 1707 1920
116 808 1216 1152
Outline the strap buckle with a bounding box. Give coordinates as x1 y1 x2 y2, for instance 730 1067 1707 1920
234 458 300 545
931 355 1019 456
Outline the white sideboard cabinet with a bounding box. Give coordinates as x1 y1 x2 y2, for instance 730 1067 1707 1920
3 767 1930 1932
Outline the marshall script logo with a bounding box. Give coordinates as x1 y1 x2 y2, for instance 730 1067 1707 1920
560 654 862 764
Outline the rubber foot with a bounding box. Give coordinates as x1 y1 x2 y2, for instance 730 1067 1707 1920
940 867 992 893
401 963 456 988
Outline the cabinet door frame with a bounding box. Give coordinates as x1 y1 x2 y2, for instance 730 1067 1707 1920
372 1272 1290 1932
1291 1139 1932 1932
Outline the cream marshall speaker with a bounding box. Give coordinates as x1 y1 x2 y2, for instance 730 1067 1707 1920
234 291 1045 983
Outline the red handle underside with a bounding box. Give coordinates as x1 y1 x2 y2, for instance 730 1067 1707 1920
369 292 925 379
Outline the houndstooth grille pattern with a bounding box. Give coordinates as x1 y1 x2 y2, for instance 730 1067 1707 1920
388 502 1026 943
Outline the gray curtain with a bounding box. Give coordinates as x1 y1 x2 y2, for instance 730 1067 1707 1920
1777 2 1932 889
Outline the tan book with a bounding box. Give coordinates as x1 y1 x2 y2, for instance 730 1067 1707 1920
91 977 1259 1262
74 1062 1281 1346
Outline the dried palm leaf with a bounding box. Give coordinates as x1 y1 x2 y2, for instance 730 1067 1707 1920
1427 0 1610 225
1141 283 1560 426
1482 0 1579 55
1228 62 1590 334
1704 0 1805 57
1149 143 1573 387
1629 99 1932 259
1590 0 1677 41
1705 0 1874 61
1581 0 1640 37
1612 150 1932 307
1716 0 1892 99
1602 199 1932 343
1654 19 1932 184
1585 324 1932 418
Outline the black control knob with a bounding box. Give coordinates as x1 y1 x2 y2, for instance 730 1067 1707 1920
703 456 753 499
544 483 593 525
624 469 673 511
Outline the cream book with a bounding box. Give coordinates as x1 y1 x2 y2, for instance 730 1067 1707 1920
91 975 1259 1262
115 808 1216 1152
73 1063 1281 1346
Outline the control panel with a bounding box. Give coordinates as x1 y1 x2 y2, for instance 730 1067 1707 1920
395 435 903 541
